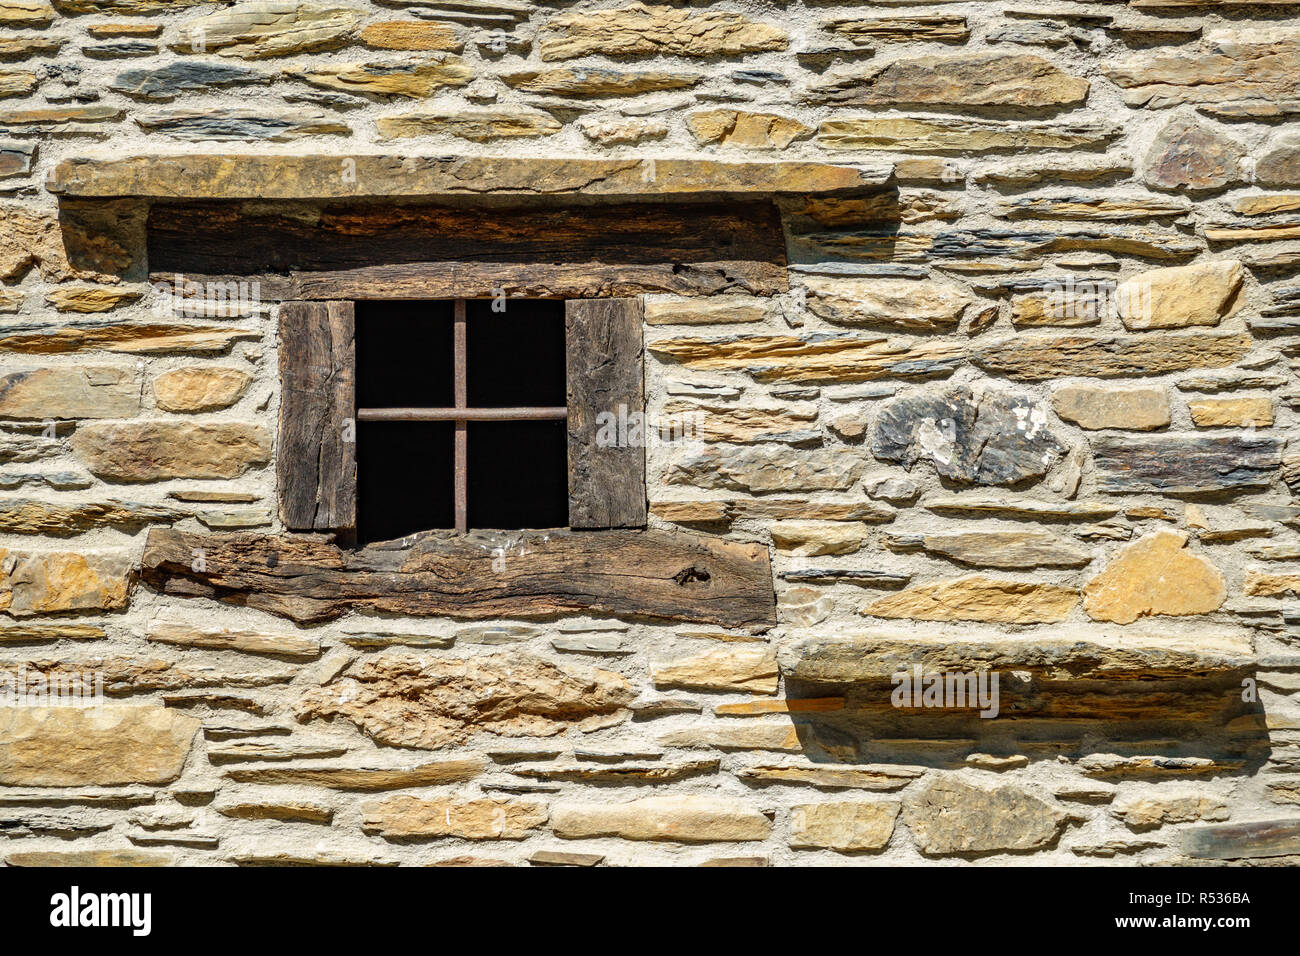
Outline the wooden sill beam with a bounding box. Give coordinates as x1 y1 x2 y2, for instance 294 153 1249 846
141 527 777 631
49 154 895 201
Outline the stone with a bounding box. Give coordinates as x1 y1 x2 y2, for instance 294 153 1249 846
0 70 34 98
802 277 969 331
70 422 271 481
770 520 870 556
295 654 634 749
820 116 1119 153
1185 819 1300 860
974 155 1135 186
1115 261 1243 330
0 707 198 786
0 142 31 180
651 647 778 694
0 623 104 643
1092 434 1282 494
0 324 257 355
172 3 364 59
1002 195 1191 222
1113 792 1230 830
657 720 804 752
1083 530 1226 624
789 801 900 851
1258 132 1300 187
807 54 1088 109
44 287 141 313
687 110 812 149
0 499 184 535
215 801 333 823
510 759 717 783
885 530 1091 569
662 400 818 444
826 14 969 44
781 631 1254 684
862 576 1076 624
649 332 964 385
666 444 865 493
973 332 1252 381
5 850 173 866
360 20 463 51
1189 398 1274 427
539 4 787 60
0 548 133 614
147 620 319 658
644 295 766 326
0 0 50 26
110 62 270 100
905 777 1067 856
1052 385 1170 431
285 57 472 97
504 68 698 98
1144 117 1246 191
52 155 890 201
870 385 1063 486
0 366 141 420
737 763 921 790
362 796 547 840
551 795 772 842
153 366 251 412
378 109 560 141
225 759 484 790
577 116 667 145
135 107 348 140
1107 29 1300 108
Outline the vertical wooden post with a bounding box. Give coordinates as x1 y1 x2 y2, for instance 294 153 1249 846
453 298 468 534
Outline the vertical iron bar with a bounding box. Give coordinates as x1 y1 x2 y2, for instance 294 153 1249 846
453 298 468 534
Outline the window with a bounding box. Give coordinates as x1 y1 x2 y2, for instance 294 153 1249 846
354 298 569 543
277 296 648 545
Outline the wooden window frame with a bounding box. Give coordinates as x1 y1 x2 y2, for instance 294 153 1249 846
277 295 648 545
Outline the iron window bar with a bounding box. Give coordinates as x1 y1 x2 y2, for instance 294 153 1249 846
354 298 568 534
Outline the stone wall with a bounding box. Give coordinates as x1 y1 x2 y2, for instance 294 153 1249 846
0 0 1298 866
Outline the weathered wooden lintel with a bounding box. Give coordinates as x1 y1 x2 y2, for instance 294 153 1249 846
141 528 777 631
49 155 894 201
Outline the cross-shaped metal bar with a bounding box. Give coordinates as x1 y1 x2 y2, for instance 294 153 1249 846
354 298 568 534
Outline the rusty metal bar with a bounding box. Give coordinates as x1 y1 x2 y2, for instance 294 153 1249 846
358 407 568 422
453 298 468 534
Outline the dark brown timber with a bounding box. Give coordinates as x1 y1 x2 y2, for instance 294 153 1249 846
277 300 356 537
566 298 647 529
140 528 777 630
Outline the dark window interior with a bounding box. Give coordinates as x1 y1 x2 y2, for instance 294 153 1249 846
355 299 569 544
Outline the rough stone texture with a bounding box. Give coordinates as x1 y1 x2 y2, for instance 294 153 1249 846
0 707 198 786
802 277 969 331
550 796 772 842
904 778 1068 856
687 110 811 150
172 3 364 59
885 530 1091 569
870 386 1063 486
1115 261 1244 330
667 444 865 493
652 647 778 694
1144 117 1246 192
153 366 251 412
539 5 787 61
0 366 140 420
362 796 548 840
70 422 271 481
0 548 133 615
862 576 1077 624
1188 398 1274 428
789 801 900 851
1083 530 1227 624
807 54 1088 109
295 654 636 749
285 57 473 98
1113 792 1230 831
1107 29 1300 108
1052 385 1171 431
1092 435 1283 494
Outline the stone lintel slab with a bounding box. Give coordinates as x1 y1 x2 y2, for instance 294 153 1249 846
779 631 1256 683
48 154 896 202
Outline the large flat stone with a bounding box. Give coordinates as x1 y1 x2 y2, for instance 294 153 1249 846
820 116 1119 153
1116 261 1244 330
1185 819 1300 859
0 366 140 419
807 54 1088 109
667 444 865 493
295 653 634 749
973 332 1252 381
0 548 133 614
1052 385 1171 430
50 155 892 200
0 707 199 786
1092 434 1283 494
362 796 547 840
171 2 363 59
789 800 899 851
1083 530 1226 624
802 276 969 330
861 576 1077 624
1108 29 1300 108
779 630 1255 682
551 795 772 842
539 4 787 60
884 530 1091 569
904 777 1067 856
70 421 270 481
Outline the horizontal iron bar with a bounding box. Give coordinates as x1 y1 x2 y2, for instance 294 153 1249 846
357 407 568 422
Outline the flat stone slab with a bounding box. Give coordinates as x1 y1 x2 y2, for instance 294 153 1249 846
48 154 895 201
779 630 1255 683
